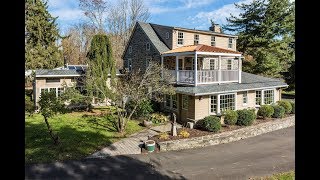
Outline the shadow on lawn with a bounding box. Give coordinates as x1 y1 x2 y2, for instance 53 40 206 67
25 121 122 164
25 156 187 180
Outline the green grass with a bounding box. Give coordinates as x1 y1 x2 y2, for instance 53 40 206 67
25 109 144 164
252 171 295 180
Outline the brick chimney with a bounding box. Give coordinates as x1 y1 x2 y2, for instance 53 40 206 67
209 24 221 33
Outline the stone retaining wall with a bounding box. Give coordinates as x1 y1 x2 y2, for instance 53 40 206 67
158 115 295 151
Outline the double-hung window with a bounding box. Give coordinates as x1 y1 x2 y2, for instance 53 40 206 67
165 32 169 39
182 95 189 110
228 38 233 48
255 91 262 105
210 95 217 114
178 32 184 45
211 35 216 46
220 94 235 112
264 90 274 104
165 94 178 110
146 42 150 51
227 59 232 70
243 91 248 105
194 34 199 45
210 59 215 70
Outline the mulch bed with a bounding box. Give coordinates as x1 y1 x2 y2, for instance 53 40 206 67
147 114 294 144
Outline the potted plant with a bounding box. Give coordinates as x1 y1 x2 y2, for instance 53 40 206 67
145 140 156 152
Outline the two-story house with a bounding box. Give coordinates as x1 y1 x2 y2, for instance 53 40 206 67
122 21 288 124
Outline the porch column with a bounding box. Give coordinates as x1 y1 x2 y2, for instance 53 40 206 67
161 56 164 78
176 56 179 83
217 95 221 114
218 55 221 84
238 56 241 83
194 52 198 86
261 90 265 105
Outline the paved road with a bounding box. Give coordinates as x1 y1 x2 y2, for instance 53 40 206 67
25 126 295 180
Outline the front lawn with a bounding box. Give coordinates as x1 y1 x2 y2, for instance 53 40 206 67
25 107 144 164
250 171 295 180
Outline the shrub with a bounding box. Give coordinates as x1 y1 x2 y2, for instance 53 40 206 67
277 100 292 114
272 105 285 118
25 95 35 116
128 99 154 118
159 132 169 140
223 110 238 125
290 101 295 114
202 116 221 132
179 130 190 138
257 105 274 119
150 113 168 124
236 109 256 126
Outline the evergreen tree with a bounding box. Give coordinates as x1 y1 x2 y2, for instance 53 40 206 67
85 34 116 102
225 0 295 78
25 0 63 69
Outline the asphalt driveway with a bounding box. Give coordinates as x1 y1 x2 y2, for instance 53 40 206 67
25 126 295 180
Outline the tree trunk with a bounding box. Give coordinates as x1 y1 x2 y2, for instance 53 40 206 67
44 116 60 145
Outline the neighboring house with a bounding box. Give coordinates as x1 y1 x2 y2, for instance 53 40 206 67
122 21 288 123
33 64 123 108
33 65 87 108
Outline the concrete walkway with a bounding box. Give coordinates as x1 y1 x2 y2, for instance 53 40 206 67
88 123 182 158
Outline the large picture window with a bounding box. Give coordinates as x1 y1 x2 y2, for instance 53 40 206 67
210 95 217 114
220 94 235 112
256 91 262 105
178 32 184 45
264 90 274 104
182 95 188 110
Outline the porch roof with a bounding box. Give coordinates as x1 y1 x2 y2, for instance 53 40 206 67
161 44 242 56
175 72 288 96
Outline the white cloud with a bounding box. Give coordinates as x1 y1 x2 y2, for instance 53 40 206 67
51 8 84 21
188 0 253 30
182 0 215 9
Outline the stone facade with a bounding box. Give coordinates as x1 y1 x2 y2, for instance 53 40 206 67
150 24 174 49
158 115 295 151
123 24 161 72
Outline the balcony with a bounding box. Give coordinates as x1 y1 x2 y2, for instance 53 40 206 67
161 44 242 86
167 69 239 84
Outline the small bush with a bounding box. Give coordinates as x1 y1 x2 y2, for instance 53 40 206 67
223 110 238 125
202 116 221 132
272 105 285 118
277 100 292 114
150 113 168 124
25 95 35 115
290 101 295 114
257 105 274 119
179 130 190 138
236 109 256 126
128 99 154 119
159 132 169 140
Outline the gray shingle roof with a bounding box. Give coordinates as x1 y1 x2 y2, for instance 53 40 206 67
35 69 82 77
176 72 288 95
137 21 170 53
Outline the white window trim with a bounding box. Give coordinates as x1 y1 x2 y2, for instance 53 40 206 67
211 35 216 46
182 95 189 110
219 93 237 112
255 89 276 107
228 38 233 49
194 34 199 45
209 94 218 115
227 59 233 70
242 91 248 106
209 93 236 115
40 87 65 98
177 31 184 46
209 58 217 70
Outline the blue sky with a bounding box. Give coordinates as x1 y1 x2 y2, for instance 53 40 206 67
48 0 253 35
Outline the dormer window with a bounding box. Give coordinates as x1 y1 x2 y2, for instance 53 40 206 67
146 42 150 50
228 38 233 48
211 36 216 46
178 32 184 45
129 45 132 53
165 32 169 39
194 34 199 45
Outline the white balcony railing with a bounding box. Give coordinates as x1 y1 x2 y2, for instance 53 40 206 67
167 70 239 85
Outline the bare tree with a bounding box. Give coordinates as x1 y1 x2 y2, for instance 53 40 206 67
79 0 108 32
107 0 150 68
113 61 175 134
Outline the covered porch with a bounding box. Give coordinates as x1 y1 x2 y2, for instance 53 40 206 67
161 44 242 86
